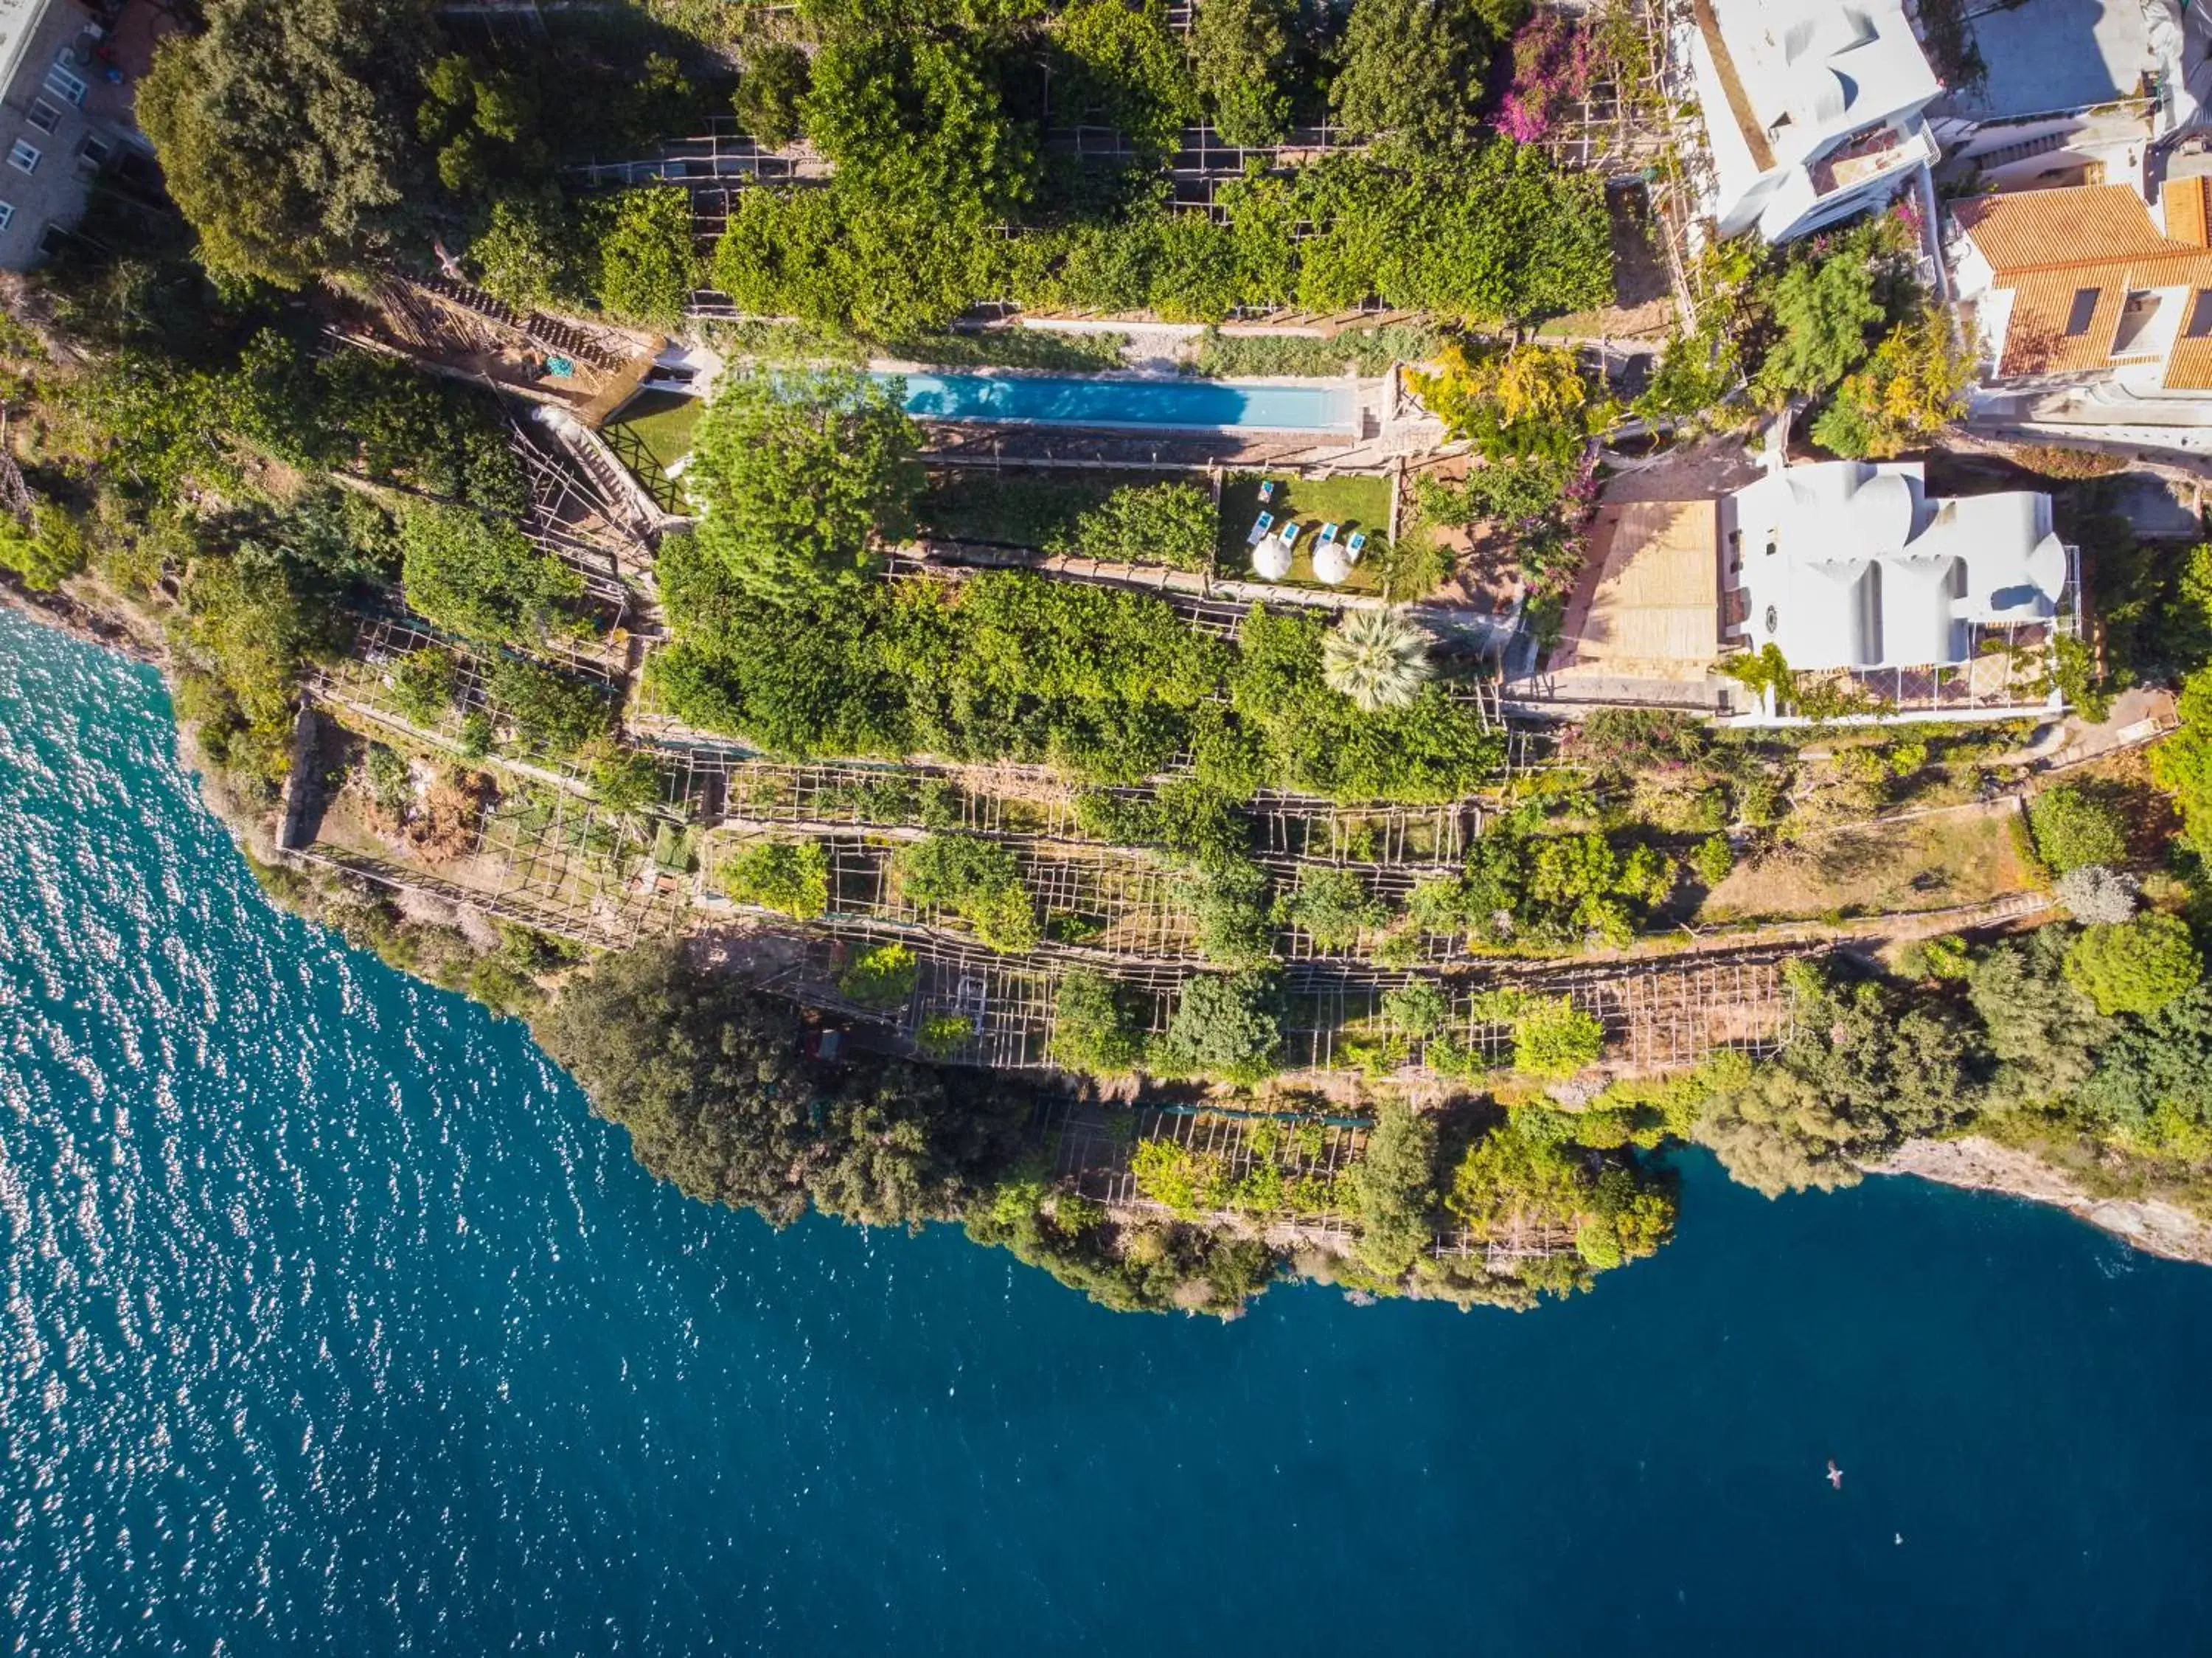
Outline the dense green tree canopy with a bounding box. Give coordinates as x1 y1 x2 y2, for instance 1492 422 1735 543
1329 0 1504 150
584 187 701 329
1051 0 1197 156
2064 914 2203 1018
1756 252 1884 400
1967 929 2111 1107
686 370 922 600
1694 966 1981 1196
398 504 583 645
139 0 437 285
535 946 1030 1229
736 41 813 149
805 32 1036 216
1192 0 1297 148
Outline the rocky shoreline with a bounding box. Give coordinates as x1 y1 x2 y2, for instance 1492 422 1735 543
1874 1137 2212 1266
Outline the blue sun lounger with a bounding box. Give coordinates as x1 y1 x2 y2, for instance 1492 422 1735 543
1246 510 1275 546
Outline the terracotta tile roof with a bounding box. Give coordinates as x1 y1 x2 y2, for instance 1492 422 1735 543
2165 335 2212 392
1958 185 2212 389
1994 271 2125 375
2165 176 2212 249
1955 186 2182 274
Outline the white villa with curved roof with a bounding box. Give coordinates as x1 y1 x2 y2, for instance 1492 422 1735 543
1684 0 1943 243
1725 458 2071 679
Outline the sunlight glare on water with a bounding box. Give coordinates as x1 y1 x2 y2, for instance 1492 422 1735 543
4 606 2212 1656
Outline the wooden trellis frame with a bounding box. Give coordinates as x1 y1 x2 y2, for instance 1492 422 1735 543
1044 1099 1366 1241
708 830 1209 965
307 612 627 780
297 771 691 951
509 420 655 602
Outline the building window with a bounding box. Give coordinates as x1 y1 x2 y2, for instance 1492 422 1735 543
25 100 58 135
0 203 18 232
44 60 87 108
9 141 41 174
2065 288 2101 336
76 136 111 169
2186 291 2212 339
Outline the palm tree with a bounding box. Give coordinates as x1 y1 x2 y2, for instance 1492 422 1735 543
1321 609 1434 711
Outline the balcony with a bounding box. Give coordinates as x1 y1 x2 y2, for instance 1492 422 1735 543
1810 122 1930 197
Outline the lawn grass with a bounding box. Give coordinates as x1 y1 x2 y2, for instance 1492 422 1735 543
604 391 705 509
917 468 1183 549
1218 471 1393 590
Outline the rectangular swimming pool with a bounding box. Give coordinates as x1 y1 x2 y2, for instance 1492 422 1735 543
884 372 1357 434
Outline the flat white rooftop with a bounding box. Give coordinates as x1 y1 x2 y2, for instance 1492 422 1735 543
1932 0 2159 121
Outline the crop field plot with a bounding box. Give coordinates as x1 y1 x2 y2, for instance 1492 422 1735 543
312 613 626 777
310 770 688 948
1048 1100 1366 1239
1252 795 1479 866
706 833 1205 962
1698 805 2034 925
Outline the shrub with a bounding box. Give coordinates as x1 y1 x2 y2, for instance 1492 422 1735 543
1173 856 1277 967
1691 833 1734 887
389 648 458 728
2007 443 2126 480
1049 969 1150 1076
1051 481 1214 573
1477 988 1606 1078
2053 864 2140 926
893 833 1039 951
2064 914 2203 1016
1320 609 1436 711
1271 867 1387 950
458 710 493 760
481 657 614 756
590 748 664 814
916 1013 973 1059
1150 970 1284 1085
838 940 919 1009
2026 784 2129 875
360 742 411 810
1897 932 1972 981
1381 978 1451 1039
0 503 89 590
1513 996 1605 1078
722 839 831 920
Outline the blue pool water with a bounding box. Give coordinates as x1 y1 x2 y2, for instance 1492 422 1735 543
7 603 2212 1654
888 370 1357 432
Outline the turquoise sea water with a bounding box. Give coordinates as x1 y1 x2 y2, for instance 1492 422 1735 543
6 605 2212 1656
887 371 1357 432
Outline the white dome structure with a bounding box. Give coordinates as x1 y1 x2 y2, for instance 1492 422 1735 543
1252 536 1293 582
1311 541 1352 586
2029 533 2070 603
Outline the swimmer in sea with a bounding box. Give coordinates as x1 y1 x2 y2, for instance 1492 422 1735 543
1826 1460 1844 1490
